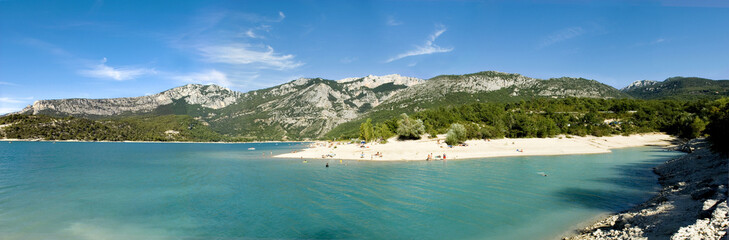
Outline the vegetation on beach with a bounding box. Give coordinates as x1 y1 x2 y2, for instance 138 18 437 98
705 98 729 156
351 97 726 145
395 113 425 140
445 123 467 145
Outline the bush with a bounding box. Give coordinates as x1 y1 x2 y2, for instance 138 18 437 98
396 113 425 140
706 103 729 156
359 118 374 142
479 125 504 139
374 122 393 141
445 123 467 145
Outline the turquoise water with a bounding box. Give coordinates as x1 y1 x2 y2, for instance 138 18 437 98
0 142 682 240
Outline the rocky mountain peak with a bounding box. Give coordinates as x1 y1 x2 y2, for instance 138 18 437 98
622 80 659 91
337 74 424 89
19 83 241 116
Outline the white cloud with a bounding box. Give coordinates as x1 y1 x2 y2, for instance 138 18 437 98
278 11 285 21
0 107 23 115
245 29 262 38
79 58 156 81
539 27 586 48
386 25 453 63
198 44 303 70
651 38 666 44
386 16 403 26
0 97 33 114
172 69 234 87
0 97 25 104
340 56 357 63
0 81 17 86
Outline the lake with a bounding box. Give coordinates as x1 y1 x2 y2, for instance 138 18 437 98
0 141 682 240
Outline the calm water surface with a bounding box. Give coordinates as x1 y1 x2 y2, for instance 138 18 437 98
0 141 682 240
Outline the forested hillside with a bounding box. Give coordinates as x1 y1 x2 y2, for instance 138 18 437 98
333 98 728 151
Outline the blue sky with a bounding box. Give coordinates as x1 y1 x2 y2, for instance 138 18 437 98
1 0 728 114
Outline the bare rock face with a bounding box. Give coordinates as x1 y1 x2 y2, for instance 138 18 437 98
380 71 625 109
13 71 628 139
20 84 241 116
337 74 424 89
622 80 660 91
229 76 423 138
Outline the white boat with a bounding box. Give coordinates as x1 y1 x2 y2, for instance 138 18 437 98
248 147 255 150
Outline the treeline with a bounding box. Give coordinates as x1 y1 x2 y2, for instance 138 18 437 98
0 114 225 142
352 97 729 154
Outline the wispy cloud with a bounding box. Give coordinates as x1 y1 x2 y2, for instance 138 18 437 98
0 97 34 114
340 56 357 64
233 11 286 23
23 38 73 57
538 26 585 48
633 37 669 47
242 25 272 39
386 16 403 26
0 97 26 104
650 38 666 44
198 44 303 70
79 58 156 81
245 29 262 39
386 25 453 63
0 107 25 115
0 81 17 86
172 69 235 87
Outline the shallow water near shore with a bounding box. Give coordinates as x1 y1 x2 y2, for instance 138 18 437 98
0 141 682 240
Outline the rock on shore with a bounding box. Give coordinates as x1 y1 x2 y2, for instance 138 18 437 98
565 139 728 240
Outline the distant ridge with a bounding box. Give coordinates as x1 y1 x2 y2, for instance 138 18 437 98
13 71 727 140
621 77 729 100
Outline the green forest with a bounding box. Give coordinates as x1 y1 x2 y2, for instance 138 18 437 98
347 97 729 155
0 114 225 142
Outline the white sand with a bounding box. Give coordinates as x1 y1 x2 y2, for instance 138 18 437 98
274 133 677 161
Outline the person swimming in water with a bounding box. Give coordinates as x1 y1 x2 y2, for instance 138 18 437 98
326 163 329 168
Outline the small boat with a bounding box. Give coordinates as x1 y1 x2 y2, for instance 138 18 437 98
248 147 255 150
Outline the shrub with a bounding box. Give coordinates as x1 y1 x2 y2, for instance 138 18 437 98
445 123 467 145
396 113 425 140
479 125 504 139
706 103 729 156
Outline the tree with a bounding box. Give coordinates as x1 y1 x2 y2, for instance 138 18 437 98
706 102 729 156
396 113 425 140
374 123 393 141
445 123 467 145
688 117 707 139
359 118 374 142
479 125 504 139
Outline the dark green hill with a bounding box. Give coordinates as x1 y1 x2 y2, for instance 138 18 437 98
622 77 729 100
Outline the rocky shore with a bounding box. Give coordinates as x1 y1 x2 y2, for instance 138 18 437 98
565 139 728 240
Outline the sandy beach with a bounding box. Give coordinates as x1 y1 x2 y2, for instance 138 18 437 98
273 133 677 161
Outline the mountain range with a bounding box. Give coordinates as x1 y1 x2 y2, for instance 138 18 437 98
10 71 729 140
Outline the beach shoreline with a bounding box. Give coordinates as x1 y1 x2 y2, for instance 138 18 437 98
0 138 311 144
563 139 728 239
273 133 678 161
